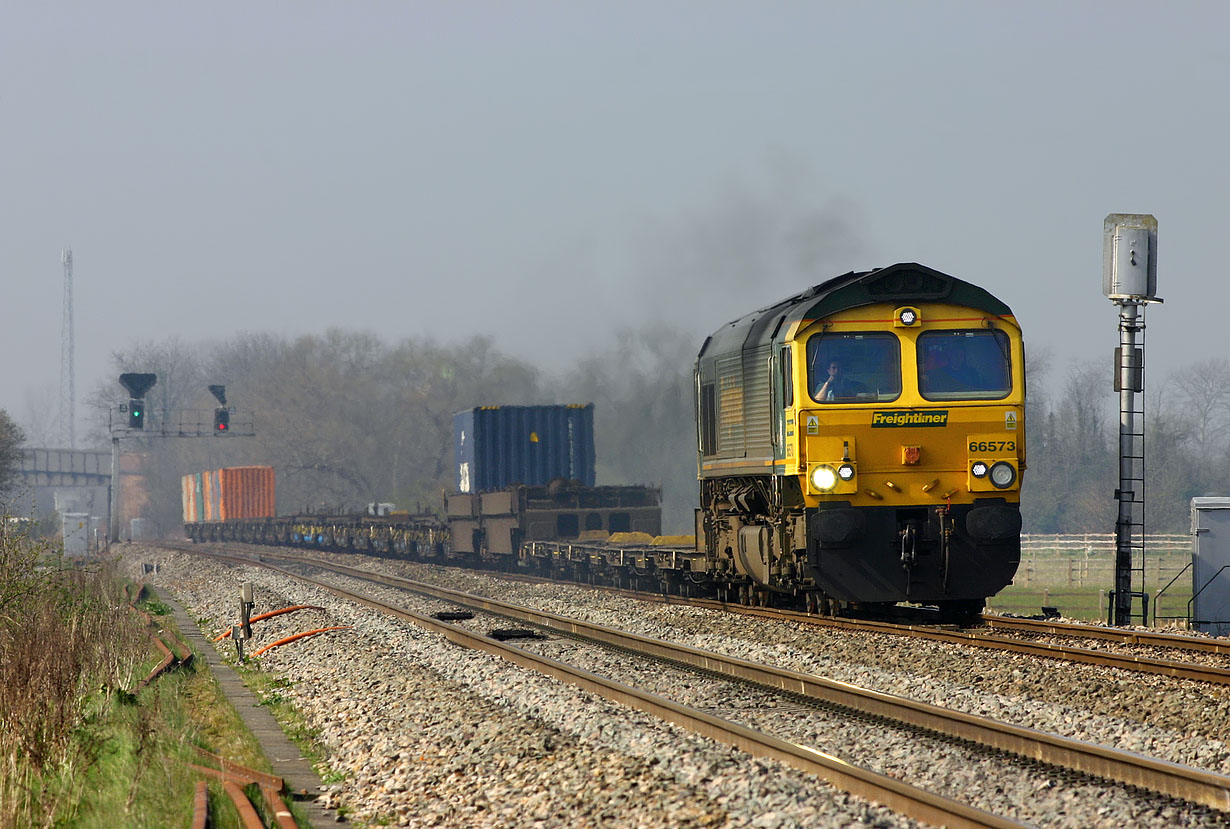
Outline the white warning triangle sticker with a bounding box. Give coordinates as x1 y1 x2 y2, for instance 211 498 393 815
806 415 819 434
1005 411 1018 430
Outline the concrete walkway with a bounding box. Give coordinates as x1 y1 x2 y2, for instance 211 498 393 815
158 590 340 826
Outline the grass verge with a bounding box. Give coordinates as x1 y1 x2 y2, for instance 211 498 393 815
0 519 317 827
989 584 1194 624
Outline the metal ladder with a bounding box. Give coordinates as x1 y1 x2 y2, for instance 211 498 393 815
1112 301 1149 625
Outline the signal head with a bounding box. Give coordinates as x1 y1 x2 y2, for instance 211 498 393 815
128 399 145 430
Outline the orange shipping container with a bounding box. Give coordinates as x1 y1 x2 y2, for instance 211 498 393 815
217 466 275 521
181 475 193 523
203 470 221 522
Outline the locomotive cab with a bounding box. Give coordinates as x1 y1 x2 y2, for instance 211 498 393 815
695 263 1024 614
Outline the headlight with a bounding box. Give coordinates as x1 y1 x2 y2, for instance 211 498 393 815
971 461 988 478
811 465 838 492
837 463 855 482
989 461 1017 489
899 308 918 325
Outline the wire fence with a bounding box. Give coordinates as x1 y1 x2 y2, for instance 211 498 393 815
990 533 1194 624
1016 533 1190 587
1020 532 1191 557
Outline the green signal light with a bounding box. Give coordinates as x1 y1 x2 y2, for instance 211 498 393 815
128 398 146 429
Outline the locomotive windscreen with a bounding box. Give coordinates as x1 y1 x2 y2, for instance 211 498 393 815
806 333 902 403
917 330 1012 400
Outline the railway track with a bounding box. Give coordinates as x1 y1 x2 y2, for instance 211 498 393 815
171 542 1021 828
740 609 1230 686
167 539 1230 684
976 614 1230 656
167 541 1230 819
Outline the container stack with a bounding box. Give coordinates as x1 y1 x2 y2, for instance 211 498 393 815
181 466 275 523
453 404 596 494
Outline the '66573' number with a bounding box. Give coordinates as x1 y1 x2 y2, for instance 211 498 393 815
968 440 1015 453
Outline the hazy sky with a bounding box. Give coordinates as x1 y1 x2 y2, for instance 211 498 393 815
4 3 1228 446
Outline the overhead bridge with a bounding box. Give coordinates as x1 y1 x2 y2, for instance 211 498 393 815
18 448 111 488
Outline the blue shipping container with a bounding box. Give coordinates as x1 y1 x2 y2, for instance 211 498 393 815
454 405 596 493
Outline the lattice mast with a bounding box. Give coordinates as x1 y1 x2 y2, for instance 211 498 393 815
59 248 75 449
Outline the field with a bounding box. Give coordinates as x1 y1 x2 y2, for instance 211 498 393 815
986 534 1193 624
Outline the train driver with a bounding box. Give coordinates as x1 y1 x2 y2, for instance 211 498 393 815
815 360 866 401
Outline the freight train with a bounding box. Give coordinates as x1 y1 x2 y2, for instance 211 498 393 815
185 263 1024 618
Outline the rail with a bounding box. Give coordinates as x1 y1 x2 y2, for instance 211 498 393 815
977 613 1230 655
191 780 207 829
127 583 192 691
190 748 296 829
713 600 1230 685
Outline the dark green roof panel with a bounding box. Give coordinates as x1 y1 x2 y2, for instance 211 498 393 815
696 263 1015 364
795 263 1014 324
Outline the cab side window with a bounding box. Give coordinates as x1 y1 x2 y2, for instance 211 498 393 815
782 347 793 407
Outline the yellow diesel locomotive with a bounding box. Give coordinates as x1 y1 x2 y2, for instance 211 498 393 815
695 263 1024 615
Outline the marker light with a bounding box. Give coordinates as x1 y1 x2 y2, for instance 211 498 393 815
971 461 989 478
989 461 1017 489
837 463 856 481
811 465 838 492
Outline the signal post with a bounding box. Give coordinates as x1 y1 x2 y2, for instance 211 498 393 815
1103 214 1161 626
107 377 254 543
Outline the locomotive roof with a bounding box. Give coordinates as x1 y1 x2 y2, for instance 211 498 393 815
697 263 1015 361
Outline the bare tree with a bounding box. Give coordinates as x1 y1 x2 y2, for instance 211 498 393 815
1171 358 1230 459
1022 361 1116 532
199 330 540 516
84 339 207 447
17 385 58 448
